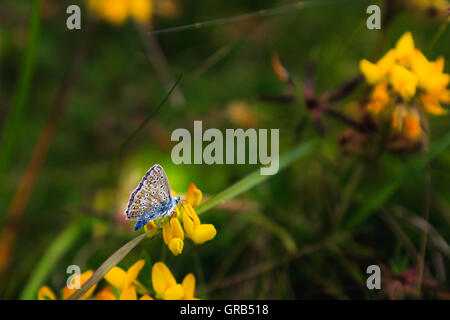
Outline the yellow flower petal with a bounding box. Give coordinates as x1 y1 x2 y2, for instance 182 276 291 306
38 286 57 300
92 0 129 25
163 284 185 300
377 49 397 75
152 262 177 297
186 183 203 207
124 259 145 288
168 238 184 256
190 224 217 244
421 94 448 115
163 221 172 244
96 286 116 300
139 294 154 300
367 82 390 114
360 59 382 84
395 32 415 66
163 217 184 245
181 273 196 300
171 218 184 239
181 204 200 236
144 221 157 232
390 65 418 100
119 285 137 300
129 0 153 23
104 266 127 291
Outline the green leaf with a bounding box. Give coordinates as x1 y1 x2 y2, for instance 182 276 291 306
0 0 42 208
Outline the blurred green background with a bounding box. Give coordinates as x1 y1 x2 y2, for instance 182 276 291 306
0 0 449 299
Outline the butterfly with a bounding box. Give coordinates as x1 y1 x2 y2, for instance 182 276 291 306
124 164 180 231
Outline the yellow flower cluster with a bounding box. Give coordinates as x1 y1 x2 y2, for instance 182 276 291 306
88 0 153 25
360 32 449 139
146 183 217 256
38 261 197 300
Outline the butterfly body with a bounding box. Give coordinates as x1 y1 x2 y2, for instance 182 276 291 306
124 164 179 231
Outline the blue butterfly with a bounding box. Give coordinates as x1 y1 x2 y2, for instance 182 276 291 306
124 164 180 231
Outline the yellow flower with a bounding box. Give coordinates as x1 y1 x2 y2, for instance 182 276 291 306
38 286 57 300
104 259 145 300
181 203 216 244
151 262 198 300
360 31 448 136
88 0 153 25
152 262 185 300
163 217 184 256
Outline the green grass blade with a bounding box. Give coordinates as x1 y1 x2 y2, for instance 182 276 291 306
345 131 450 230
20 218 89 300
0 0 41 205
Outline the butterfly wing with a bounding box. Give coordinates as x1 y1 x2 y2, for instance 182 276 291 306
124 164 174 221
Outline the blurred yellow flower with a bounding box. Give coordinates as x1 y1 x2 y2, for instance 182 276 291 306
88 0 153 25
360 32 448 139
38 286 57 300
104 259 145 300
367 82 390 114
151 262 198 300
390 65 418 101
